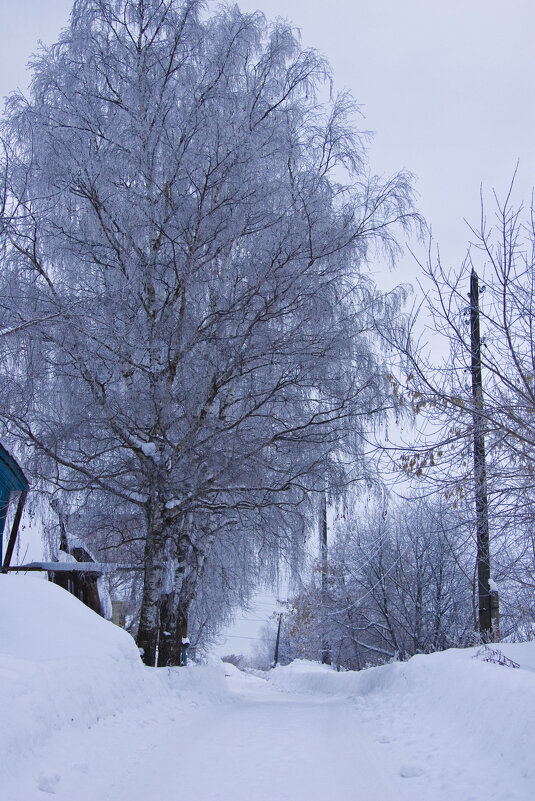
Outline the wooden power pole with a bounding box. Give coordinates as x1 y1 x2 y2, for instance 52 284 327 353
470 269 497 641
273 612 283 668
320 492 331 664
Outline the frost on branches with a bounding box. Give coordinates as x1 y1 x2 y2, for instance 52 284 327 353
0 0 415 664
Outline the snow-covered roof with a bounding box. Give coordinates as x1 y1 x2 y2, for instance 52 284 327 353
12 561 116 575
9 561 141 574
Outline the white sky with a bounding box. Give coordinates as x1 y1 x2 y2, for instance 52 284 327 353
1 0 534 286
1 0 534 651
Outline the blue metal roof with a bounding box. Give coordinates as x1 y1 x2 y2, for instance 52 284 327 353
0 444 29 494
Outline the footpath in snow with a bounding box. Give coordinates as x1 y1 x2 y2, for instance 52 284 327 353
1 574 535 801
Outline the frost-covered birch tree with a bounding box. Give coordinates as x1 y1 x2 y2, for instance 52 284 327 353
275 497 473 669
0 0 415 664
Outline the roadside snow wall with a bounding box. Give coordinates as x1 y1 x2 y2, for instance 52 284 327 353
0 575 162 771
269 647 535 784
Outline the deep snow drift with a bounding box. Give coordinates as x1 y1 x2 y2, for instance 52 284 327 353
1 574 534 800
0 575 160 764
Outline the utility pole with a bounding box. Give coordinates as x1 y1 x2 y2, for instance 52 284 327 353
470 269 497 641
320 492 331 664
272 612 283 668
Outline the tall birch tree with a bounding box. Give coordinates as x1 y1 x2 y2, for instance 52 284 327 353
0 0 415 663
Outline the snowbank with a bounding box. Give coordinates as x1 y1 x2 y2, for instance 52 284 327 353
0 575 164 774
3 572 535 799
270 644 535 789
0 574 237 781
269 657 409 696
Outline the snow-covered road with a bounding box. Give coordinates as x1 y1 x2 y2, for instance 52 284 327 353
5 669 404 801
2 578 535 801
4 659 534 801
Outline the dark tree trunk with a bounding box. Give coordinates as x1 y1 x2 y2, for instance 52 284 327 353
157 591 190 666
161 537 210 665
157 591 177 667
157 536 195 666
157 581 190 667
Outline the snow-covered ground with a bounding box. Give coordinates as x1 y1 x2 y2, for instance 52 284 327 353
1 574 534 800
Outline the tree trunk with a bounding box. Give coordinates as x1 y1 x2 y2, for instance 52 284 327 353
136 502 167 666
157 591 177 667
156 533 193 665
158 589 190 666
163 537 210 665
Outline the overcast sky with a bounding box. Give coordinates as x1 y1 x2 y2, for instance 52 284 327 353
2 0 533 653
1 0 534 289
